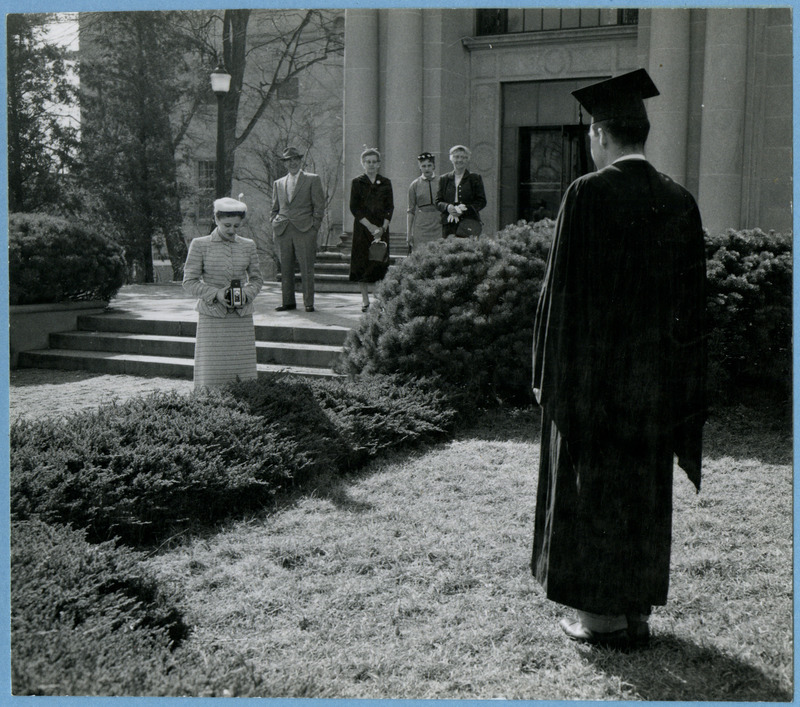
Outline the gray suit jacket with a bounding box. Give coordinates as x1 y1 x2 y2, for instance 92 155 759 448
271 171 325 236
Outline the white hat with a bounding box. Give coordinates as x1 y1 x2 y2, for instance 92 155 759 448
213 194 247 215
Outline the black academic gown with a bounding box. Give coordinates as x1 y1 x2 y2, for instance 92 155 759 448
531 158 706 615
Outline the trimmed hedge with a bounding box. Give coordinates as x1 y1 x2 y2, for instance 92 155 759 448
10 375 457 546
11 519 188 696
9 211 127 305
339 221 791 408
338 220 554 407
705 228 792 401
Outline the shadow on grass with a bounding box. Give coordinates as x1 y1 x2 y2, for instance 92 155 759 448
455 405 541 444
306 473 376 513
703 403 791 466
455 401 792 466
585 634 791 701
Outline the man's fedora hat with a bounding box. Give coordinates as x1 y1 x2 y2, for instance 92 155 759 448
572 69 659 122
280 146 303 160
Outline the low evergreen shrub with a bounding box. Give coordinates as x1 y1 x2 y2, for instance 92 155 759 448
307 373 459 461
11 389 320 544
11 518 187 695
9 211 127 305
225 375 352 472
339 220 790 409
338 221 554 407
11 376 457 546
705 228 792 403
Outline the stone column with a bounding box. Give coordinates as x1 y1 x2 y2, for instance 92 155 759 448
697 8 748 234
385 9 423 240
343 9 379 231
646 9 691 185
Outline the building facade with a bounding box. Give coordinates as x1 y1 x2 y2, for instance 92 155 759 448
342 7 792 239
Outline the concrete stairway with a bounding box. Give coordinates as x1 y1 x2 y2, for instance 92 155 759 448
279 246 408 293
17 313 348 380
311 251 359 293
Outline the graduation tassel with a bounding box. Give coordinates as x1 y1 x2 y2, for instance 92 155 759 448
578 105 589 175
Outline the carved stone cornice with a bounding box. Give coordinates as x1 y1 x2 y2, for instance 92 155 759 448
462 26 638 51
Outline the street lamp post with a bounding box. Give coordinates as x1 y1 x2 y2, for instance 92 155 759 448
210 63 232 199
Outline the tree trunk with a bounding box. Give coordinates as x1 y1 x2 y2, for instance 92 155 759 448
143 244 154 284
166 195 188 280
221 9 250 196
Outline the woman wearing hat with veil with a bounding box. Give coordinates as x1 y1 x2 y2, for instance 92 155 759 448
183 195 263 389
406 152 441 252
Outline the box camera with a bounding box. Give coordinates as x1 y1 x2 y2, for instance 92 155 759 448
226 279 244 308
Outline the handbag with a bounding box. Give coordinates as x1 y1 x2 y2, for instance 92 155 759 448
368 240 389 263
456 218 482 237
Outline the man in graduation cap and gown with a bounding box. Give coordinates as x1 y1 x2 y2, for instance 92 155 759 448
531 69 707 648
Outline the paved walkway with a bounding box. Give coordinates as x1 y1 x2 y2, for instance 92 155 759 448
108 282 365 331
9 283 367 423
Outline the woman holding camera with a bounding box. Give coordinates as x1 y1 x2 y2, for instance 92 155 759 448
183 195 263 389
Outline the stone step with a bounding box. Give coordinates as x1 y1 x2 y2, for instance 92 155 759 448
314 280 363 294
17 349 343 380
312 262 351 275
280 258 407 276
277 255 408 295
78 314 198 337
50 331 342 369
18 310 353 380
256 341 340 368
52 331 195 359
77 315 349 346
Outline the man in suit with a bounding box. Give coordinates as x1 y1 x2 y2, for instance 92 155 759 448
271 146 325 312
531 69 707 648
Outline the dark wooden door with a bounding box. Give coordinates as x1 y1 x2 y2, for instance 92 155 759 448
517 124 590 222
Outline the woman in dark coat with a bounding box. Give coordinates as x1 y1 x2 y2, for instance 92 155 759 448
436 145 487 237
349 147 394 311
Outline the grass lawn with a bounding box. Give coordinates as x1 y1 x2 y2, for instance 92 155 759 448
142 404 793 700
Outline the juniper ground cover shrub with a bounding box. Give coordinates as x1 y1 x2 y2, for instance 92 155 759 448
704 228 792 403
228 373 457 466
306 373 459 461
11 375 457 546
11 389 302 544
11 519 188 695
339 221 554 407
9 212 127 305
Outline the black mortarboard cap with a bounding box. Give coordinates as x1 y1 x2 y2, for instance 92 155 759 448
571 68 659 122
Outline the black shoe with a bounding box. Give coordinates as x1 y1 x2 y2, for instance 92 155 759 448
275 304 296 311
559 618 630 648
361 303 370 312
305 305 315 312
626 619 651 647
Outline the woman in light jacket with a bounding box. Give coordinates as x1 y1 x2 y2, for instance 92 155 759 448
406 151 441 252
183 195 263 389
